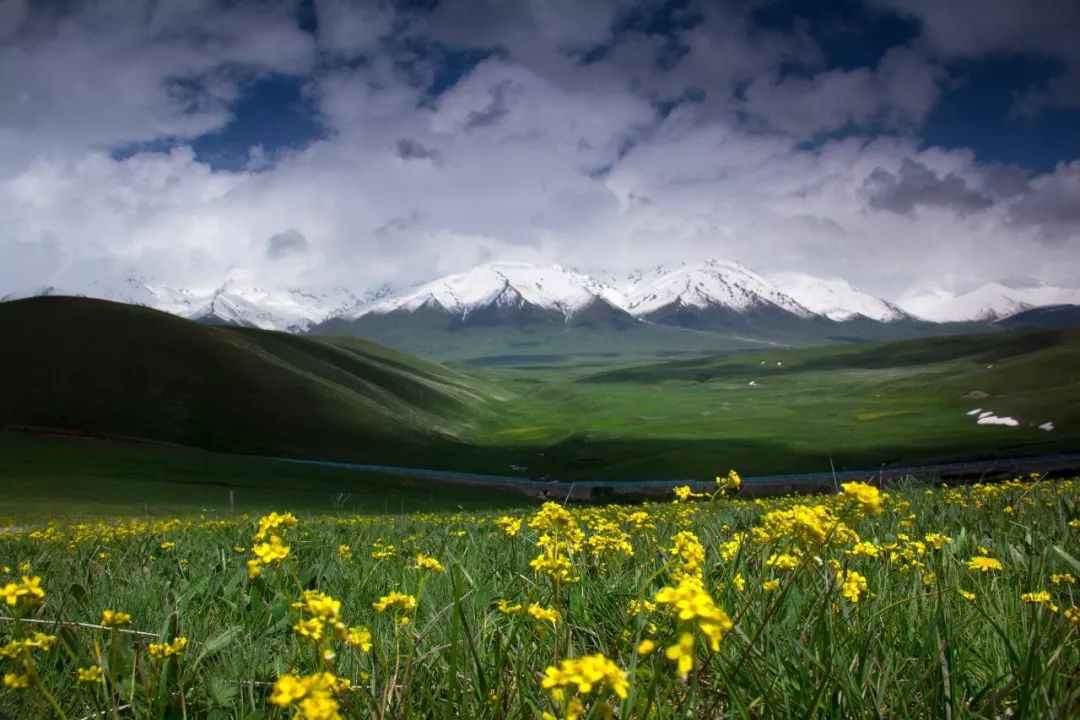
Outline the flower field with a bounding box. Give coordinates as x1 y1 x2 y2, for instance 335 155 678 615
2 475 1079 719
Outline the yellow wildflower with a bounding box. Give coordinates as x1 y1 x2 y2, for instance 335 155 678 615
147 637 188 660
967 556 1003 572
294 617 326 641
1050 573 1075 585
0 576 46 609
254 512 297 541
637 639 656 655
838 570 869 603
101 609 132 628
1020 590 1053 604
496 599 523 615
527 603 559 624
840 481 884 516
3 673 30 690
344 626 372 651
924 533 952 549
77 665 104 683
541 653 628 699
673 485 706 502
655 576 733 651
414 553 445 573
494 516 523 536
373 591 417 615
665 632 696 678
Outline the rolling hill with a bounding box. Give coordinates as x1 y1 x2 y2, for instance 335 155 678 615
3 297 1078 492
0 296 500 466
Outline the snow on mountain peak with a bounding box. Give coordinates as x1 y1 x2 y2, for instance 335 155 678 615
351 262 626 320
621 260 813 318
901 282 1080 322
767 272 908 322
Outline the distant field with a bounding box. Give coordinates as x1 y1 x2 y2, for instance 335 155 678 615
458 328 1080 479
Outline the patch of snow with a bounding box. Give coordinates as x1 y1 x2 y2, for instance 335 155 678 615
1039 422 1055 431
747 380 756 386
976 414 1019 427
978 411 993 419
966 408 982 416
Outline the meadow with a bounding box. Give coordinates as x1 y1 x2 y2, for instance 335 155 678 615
4 298 1079 491
2 475 1078 718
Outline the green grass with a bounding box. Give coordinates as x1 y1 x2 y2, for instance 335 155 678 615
456 328 1080 479
1 478 1077 718
0 431 532 519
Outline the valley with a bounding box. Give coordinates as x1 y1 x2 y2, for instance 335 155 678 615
2 296 1077 515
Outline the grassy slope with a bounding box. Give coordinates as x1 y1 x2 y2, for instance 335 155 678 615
0 296 505 467
459 328 1080 479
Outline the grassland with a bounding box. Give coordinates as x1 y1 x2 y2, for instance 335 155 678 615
1 478 1077 718
459 327 1080 479
0 431 530 519
2 297 1079 514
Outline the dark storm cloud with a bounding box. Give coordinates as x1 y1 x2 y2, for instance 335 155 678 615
863 159 993 216
266 228 309 259
395 138 443 164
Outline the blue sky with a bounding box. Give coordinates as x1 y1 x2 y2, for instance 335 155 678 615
1 0 1078 300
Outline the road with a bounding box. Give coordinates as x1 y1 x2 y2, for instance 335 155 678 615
272 452 1080 500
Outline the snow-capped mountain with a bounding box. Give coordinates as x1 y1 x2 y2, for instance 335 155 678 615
8 261 1078 338
902 282 1080 322
0 273 370 332
767 273 909 322
619 260 813 319
346 262 626 320
189 282 370 331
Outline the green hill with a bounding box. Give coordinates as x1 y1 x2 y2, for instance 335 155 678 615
0 296 500 466
3 298 1078 498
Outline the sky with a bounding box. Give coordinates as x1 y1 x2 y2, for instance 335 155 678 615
1 0 1079 303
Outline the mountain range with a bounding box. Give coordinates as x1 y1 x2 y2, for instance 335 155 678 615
4 261 1079 360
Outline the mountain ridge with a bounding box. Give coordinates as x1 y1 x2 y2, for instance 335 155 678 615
5 262 1079 337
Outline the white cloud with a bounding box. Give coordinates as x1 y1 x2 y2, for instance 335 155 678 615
0 0 314 171
0 0 1077 304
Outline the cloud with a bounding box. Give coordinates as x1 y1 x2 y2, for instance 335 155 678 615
0 0 1078 304
0 0 315 172
862 159 993 216
464 79 520 131
395 139 443 164
876 0 1080 114
741 46 943 139
266 228 309 259
313 0 395 59
1007 161 1080 243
